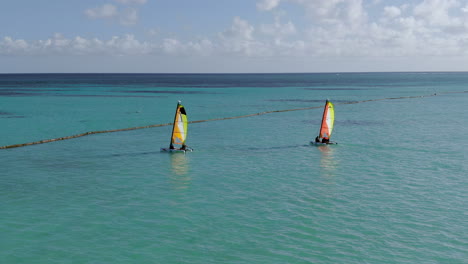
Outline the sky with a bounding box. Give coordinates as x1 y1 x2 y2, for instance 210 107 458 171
2 0 468 73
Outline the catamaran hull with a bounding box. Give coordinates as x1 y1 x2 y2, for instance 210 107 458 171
310 141 337 145
160 148 193 153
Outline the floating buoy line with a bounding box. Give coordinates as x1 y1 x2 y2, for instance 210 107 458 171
1 91 465 149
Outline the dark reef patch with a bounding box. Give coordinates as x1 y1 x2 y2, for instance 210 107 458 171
119 90 218 95
268 99 354 103
303 88 366 91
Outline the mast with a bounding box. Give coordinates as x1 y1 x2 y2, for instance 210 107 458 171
169 101 181 149
319 100 329 138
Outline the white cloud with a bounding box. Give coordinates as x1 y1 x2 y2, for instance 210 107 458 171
0 37 29 55
105 35 151 54
162 38 183 54
6 0 468 68
346 0 367 26
272 0 468 59
85 4 118 19
288 0 368 29
147 28 160 37
383 6 401 18
0 34 216 58
413 0 461 27
120 8 139 26
260 20 296 37
0 34 153 56
85 3 143 26
462 5 468 13
189 39 215 56
218 17 267 56
221 17 254 41
257 0 282 11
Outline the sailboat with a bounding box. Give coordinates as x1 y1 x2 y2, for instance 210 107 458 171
311 100 337 145
160 101 193 153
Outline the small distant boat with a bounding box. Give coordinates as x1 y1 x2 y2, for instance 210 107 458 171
311 100 337 145
161 101 193 153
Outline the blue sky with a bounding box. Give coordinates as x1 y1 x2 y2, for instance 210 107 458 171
2 0 468 73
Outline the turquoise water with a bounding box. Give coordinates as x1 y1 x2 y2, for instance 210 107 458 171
1 73 467 263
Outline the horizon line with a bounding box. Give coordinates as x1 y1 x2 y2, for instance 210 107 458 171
2 71 468 75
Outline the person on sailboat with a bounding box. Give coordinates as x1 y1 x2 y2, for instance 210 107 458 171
321 133 329 143
315 136 321 143
170 143 184 151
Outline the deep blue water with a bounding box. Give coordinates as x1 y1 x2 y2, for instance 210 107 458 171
1 73 467 263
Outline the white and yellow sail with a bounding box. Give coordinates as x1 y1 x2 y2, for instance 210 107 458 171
170 102 188 148
319 100 335 139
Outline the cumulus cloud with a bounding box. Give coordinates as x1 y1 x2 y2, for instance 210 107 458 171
0 37 29 55
257 0 282 11
220 17 254 41
260 19 296 37
290 0 367 27
462 4 468 13
189 39 215 56
0 33 217 58
162 38 184 54
413 0 461 27
218 17 265 56
5 0 468 62
383 6 401 18
260 0 468 58
120 8 139 26
85 4 118 19
0 34 153 56
85 1 145 26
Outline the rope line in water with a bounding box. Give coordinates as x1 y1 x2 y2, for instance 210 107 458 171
1 91 464 149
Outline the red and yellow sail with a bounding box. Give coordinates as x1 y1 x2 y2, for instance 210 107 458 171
171 102 188 147
319 100 335 139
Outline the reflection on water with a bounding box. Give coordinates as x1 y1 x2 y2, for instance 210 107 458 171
317 145 338 178
169 153 191 189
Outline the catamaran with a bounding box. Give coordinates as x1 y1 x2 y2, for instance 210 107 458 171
311 100 337 145
161 101 193 153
